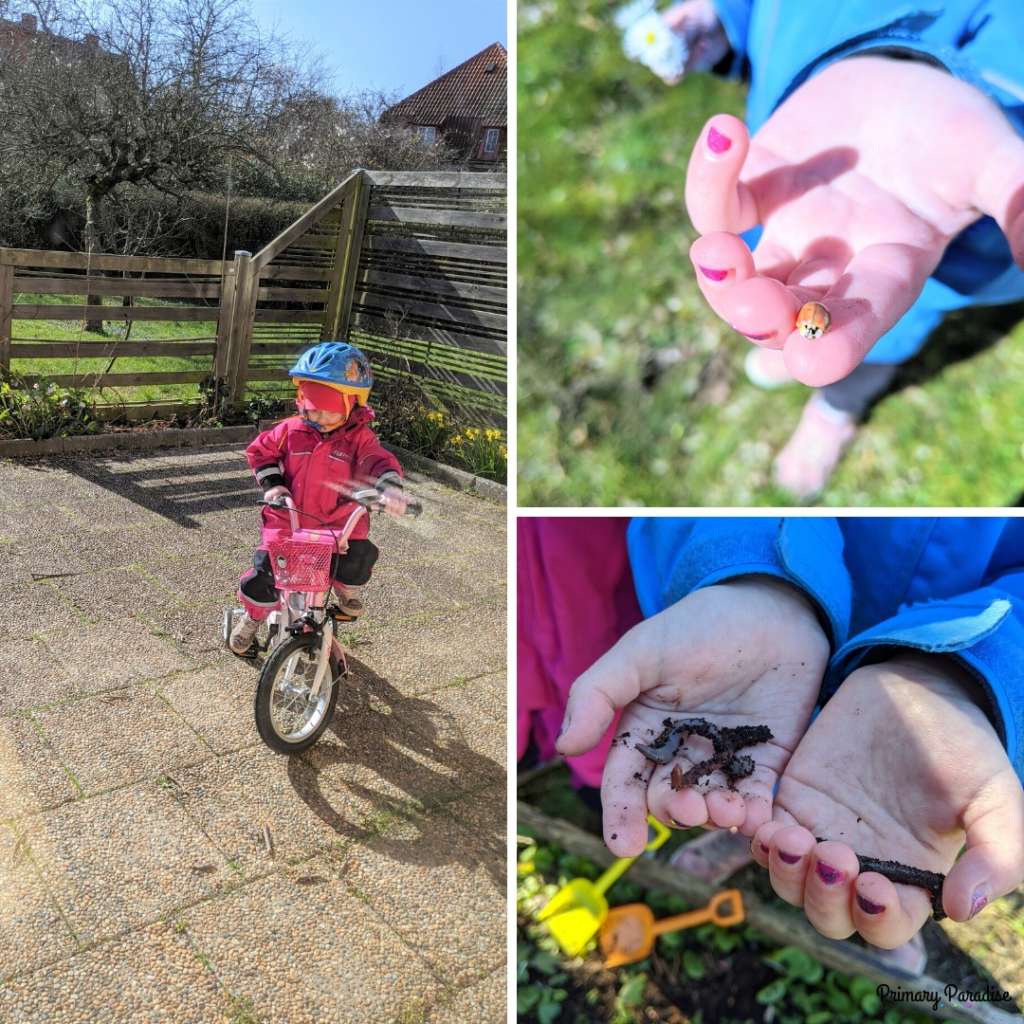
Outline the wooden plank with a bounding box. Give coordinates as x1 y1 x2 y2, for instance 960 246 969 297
11 341 216 359
258 265 334 282
355 352 504 394
517 803 1011 1024
227 252 259 407
256 286 331 303
0 263 12 374
359 269 505 304
363 235 506 264
0 247 223 275
12 304 218 322
18 371 208 388
214 257 239 379
252 170 360 270
351 292 506 331
363 170 506 190
253 309 324 324
14 276 221 299
333 174 371 340
243 366 292 382
367 205 506 231
350 311 507 355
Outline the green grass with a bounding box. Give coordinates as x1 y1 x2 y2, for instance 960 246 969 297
517 1 1024 506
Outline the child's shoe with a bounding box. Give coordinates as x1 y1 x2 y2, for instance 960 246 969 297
337 586 364 619
228 612 260 656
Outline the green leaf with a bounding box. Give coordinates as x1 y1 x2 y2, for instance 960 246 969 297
618 973 647 1007
517 985 541 1013
683 950 706 980
537 994 563 1024
532 951 561 976
756 980 788 1005
860 993 882 1016
806 1011 833 1024
848 976 877 1002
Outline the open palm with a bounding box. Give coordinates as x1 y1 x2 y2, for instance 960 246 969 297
557 578 829 856
753 656 1024 945
686 55 1024 386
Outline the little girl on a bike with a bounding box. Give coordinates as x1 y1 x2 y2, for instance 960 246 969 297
228 340 404 657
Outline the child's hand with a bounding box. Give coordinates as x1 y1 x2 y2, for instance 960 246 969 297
556 577 830 856
686 56 1024 385
263 485 291 503
660 0 730 80
753 654 1024 946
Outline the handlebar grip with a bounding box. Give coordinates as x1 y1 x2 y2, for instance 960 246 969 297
405 499 423 519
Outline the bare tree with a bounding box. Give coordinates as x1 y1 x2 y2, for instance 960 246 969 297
0 0 318 328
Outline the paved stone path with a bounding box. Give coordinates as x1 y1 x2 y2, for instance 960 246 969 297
0 444 506 1024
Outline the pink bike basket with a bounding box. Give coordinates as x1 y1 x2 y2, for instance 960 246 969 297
267 531 335 591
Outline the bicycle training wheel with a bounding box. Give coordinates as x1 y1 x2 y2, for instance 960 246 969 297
254 632 340 754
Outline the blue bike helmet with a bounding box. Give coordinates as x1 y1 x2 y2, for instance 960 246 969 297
289 341 373 405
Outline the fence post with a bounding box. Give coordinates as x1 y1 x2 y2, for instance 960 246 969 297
323 170 371 341
225 250 258 410
214 257 238 381
0 260 12 376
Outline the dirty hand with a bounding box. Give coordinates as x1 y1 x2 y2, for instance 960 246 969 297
686 55 1024 386
556 577 830 857
263 485 291 503
753 654 1024 947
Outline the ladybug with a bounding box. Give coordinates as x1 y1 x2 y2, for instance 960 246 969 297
796 301 831 339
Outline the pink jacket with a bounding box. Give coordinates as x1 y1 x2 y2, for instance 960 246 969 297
246 409 402 542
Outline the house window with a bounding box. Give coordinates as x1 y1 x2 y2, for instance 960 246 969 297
417 125 437 144
483 128 500 155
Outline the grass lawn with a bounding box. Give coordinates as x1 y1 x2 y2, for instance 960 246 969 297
517 2 1024 507
9 291 300 410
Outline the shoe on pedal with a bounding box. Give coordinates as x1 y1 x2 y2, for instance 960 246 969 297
228 612 260 657
337 589 364 618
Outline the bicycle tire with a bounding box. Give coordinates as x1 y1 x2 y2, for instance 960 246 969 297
254 632 340 754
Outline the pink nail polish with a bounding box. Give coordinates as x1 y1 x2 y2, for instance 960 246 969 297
856 893 885 915
969 888 989 919
759 843 770 856
777 850 801 865
697 265 728 282
741 330 775 341
815 861 845 885
707 126 732 154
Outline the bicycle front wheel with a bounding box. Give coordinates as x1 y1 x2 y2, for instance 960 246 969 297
254 632 340 754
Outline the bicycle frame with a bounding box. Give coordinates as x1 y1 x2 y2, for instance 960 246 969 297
266 495 368 701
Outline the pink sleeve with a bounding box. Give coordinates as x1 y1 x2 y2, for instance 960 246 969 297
354 431 403 488
245 420 289 488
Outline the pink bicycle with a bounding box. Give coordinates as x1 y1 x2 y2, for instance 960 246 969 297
222 490 421 754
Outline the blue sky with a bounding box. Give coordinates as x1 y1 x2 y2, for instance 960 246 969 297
248 0 508 100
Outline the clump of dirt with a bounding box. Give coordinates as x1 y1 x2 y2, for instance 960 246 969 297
635 717 773 789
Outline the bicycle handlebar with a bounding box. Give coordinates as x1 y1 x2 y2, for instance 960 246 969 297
258 490 422 519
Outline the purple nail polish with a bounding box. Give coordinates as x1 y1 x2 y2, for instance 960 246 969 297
759 843 770 856
707 126 732 154
777 850 801 865
856 893 885 915
697 265 728 282
815 861 845 886
969 889 989 919
741 330 775 341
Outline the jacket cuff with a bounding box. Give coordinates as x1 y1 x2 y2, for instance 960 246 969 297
827 589 1022 775
254 463 285 490
375 470 403 490
627 518 851 648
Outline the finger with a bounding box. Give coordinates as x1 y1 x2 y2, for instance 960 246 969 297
721 275 803 350
601 732 655 856
751 820 787 868
689 230 756 292
972 129 1024 270
685 114 759 234
943 768 1024 921
556 619 657 756
782 242 940 386
803 841 860 939
647 760 709 828
766 825 816 907
852 872 931 949
705 789 746 829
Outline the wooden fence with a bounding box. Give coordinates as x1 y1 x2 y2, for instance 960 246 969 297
0 169 507 425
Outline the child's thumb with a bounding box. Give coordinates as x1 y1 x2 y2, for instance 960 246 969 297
972 130 1024 270
554 620 655 757
943 768 1024 921
685 114 758 236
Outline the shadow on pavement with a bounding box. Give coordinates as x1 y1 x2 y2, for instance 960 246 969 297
287 656 504 891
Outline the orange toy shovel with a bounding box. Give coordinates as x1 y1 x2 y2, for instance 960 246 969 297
599 888 745 968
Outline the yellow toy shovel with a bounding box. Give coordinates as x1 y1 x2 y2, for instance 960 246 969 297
537 816 671 956
599 888 745 968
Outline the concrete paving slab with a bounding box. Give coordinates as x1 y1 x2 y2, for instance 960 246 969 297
0 639 78 715
426 966 505 1024
51 566 177 623
5 581 84 641
347 602 505 695
170 745 378 876
337 807 505 989
32 688 211 795
438 784 506 864
141 552 241 607
0 823 78 980
0 919 233 1024
25 783 231 942
155 663 260 755
37 618 193 691
0 715 79 820
180 870 444 1024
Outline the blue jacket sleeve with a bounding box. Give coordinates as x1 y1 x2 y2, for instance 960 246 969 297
827 570 1024 780
626 517 852 648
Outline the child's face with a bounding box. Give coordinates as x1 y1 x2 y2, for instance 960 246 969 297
297 387 356 430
